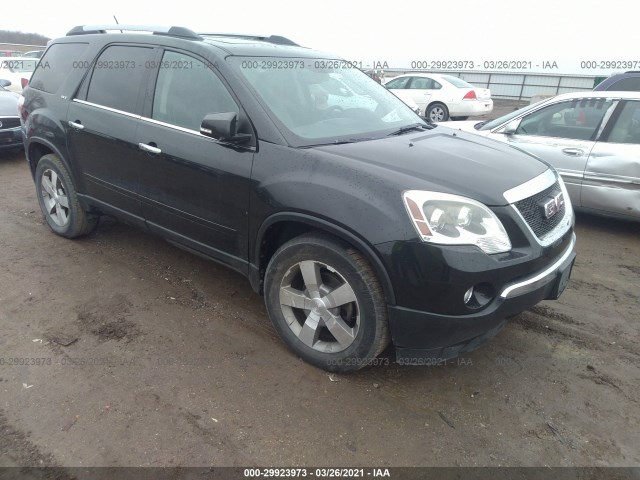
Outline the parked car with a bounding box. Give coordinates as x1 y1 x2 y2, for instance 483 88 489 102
0 50 23 57
22 50 45 59
383 73 493 122
309 74 421 116
22 25 576 372
0 57 38 92
448 92 640 221
593 71 640 92
0 80 24 152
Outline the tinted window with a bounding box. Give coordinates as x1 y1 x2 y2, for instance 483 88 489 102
605 101 640 144
609 77 640 92
152 51 238 131
29 43 89 93
516 98 614 140
384 77 409 89
409 77 433 89
86 46 152 114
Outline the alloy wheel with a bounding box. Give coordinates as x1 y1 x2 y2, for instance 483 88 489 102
40 168 70 227
279 260 360 353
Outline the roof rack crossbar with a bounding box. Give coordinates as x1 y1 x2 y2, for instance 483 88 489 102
66 25 202 40
198 33 299 46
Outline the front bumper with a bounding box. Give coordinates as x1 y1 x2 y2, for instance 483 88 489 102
384 232 576 363
0 126 24 151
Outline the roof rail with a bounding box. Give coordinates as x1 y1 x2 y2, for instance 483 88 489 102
199 33 299 46
66 25 202 40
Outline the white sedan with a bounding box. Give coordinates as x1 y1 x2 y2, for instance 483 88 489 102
0 57 38 92
383 73 493 122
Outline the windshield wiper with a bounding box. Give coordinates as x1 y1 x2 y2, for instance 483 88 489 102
386 123 431 136
474 121 487 130
302 137 374 148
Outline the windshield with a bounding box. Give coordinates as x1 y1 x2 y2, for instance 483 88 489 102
0 59 37 73
229 57 424 146
479 99 549 130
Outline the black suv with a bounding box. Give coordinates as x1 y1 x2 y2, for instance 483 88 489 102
20 25 576 372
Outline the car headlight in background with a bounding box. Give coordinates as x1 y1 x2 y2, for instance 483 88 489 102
403 191 512 254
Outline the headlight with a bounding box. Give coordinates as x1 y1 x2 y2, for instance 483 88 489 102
403 191 511 254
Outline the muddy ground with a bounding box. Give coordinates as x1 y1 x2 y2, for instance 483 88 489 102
0 112 639 468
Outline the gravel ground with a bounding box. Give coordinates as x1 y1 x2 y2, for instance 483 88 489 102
0 140 639 468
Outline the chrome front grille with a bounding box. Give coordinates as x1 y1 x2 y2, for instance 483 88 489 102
514 181 566 239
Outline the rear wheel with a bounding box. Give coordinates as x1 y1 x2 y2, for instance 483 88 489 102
426 102 449 122
264 233 390 372
35 154 98 238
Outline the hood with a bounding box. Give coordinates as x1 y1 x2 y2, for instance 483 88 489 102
0 91 19 116
311 125 548 206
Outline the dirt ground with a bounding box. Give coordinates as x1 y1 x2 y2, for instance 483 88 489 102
0 117 639 468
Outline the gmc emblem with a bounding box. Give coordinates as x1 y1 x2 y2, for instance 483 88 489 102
542 193 565 219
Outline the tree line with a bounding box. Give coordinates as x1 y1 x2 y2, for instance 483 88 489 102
0 30 50 46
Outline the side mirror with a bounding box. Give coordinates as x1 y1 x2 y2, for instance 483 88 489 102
0 79 11 88
200 112 251 144
502 118 521 135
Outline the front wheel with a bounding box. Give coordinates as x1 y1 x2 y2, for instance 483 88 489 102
35 154 98 238
425 102 449 122
264 233 390 372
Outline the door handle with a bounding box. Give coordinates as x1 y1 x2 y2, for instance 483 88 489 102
68 120 84 131
562 147 584 156
139 142 161 155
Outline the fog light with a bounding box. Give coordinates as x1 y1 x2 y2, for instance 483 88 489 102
464 286 474 304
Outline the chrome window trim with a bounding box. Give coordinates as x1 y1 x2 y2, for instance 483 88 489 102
140 116 203 136
500 232 576 299
503 169 557 204
73 99 141 120
72 99 256 150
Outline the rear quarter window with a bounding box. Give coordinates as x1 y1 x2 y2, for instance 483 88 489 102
29 43 89 93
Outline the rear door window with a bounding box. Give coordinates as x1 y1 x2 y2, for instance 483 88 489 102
29 43 89 93
86 45 153 114
408 77 434 89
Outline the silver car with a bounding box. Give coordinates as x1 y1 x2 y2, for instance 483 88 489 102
449 92 640 221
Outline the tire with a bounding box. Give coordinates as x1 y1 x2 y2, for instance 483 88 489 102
451 116 469 121
264 232 390 372
425 102 449 122
35 154 98 238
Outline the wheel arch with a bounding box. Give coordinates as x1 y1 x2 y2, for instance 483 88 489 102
252 213 396 305
26 138 72 181
425 101 449 118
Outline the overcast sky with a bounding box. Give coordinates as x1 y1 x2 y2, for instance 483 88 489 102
1 0 634 74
